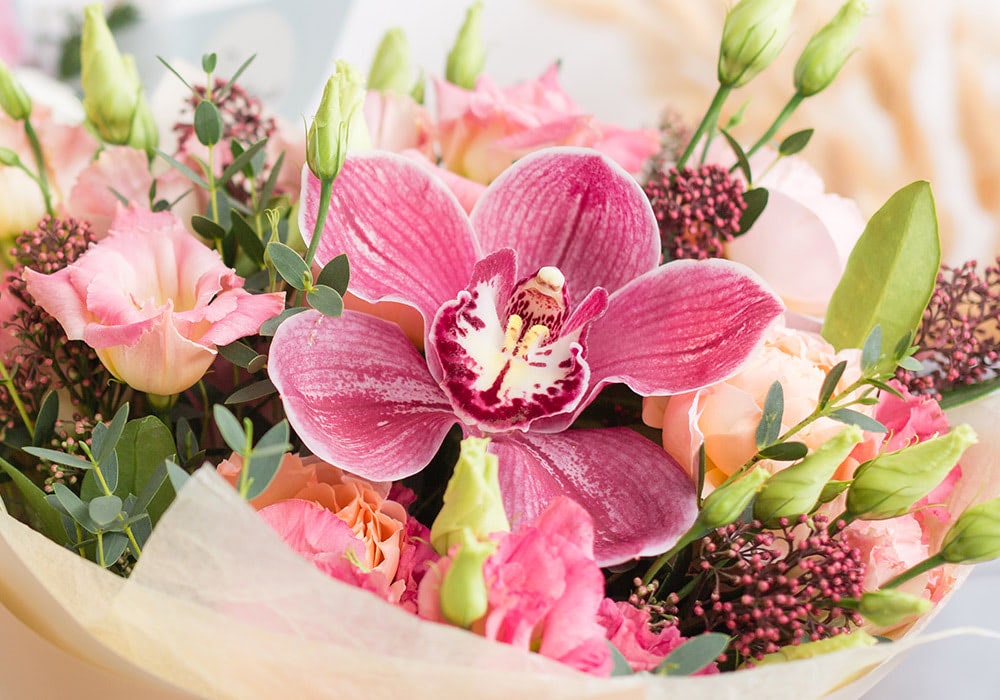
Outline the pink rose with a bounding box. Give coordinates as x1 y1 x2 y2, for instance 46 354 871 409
435 63 659 185
597 599 718 674
643 318 878 490
23 206 284 395
419 497 612 676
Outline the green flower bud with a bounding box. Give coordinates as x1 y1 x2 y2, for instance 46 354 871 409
846 424 977 521
754 426 863 525
81 3 143 144
439 529 495 628
0 59 32 121
0 146 21 167
307 60 369 181
124 57 158 154
446 2 486 89
755 630 877 665
430 437 510 556
718 0 797 88
368 28 412 94
697 467 769 531
793 0 867 97
856 589 932 627
940 496 1000 565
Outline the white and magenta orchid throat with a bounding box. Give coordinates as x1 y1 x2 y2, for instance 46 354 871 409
429 249 608 434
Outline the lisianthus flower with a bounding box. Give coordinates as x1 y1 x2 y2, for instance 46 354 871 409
723 149 866 317
435 63 660 184
268 148 783 564
643 318 878 491
24 206 285 395
418 496 611 676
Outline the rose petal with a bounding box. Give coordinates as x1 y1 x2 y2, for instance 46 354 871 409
268 309 457 481
299 153 480 329
583 259 784 405
491 428 698 566
470 148 659 296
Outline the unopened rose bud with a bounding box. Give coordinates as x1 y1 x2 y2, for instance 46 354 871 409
854 589 932 627
755 426 864 525
940 496 1000 565
307 60 369 181
756 629 877 665
794 0 867 97
430 437 510 555
81 3 143 144
846 424 976 521
368 28 412 94
718 0 797 88
439 529 494 628
697 467 769 531
0 58 31 120
446 2 486 89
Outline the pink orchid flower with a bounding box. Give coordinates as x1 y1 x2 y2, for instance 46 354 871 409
24 206 285 395
268 147 783 565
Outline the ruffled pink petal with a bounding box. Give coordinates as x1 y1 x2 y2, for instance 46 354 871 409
67 146 154 237
268 309 458 481
470 148 659 296
188 287 285 346
491 428 698 566
299 153 480 328
584 259 784 406
21 265 89 339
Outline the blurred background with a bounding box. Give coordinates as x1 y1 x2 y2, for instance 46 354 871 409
4 0 1000 696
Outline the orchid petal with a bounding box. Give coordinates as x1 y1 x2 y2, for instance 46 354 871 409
584 259 784 405
470 148 659 296
491 428 698 566
299 153 481 327
269 309 457 481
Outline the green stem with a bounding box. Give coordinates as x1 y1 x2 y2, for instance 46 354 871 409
882 553 947 589
83 443 144 558
293 176 333 307
743 92 804 160
642 528 702 586
96 531 106 568
676 85 732 171
22 118 54 216
0 361 34 437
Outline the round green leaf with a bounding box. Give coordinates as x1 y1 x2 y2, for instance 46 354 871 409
89 495 123 527
307 284 344 317
194 100 224 146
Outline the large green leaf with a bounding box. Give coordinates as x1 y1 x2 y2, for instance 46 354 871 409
0 457 67 543
821 181 940 362
114 417 177 524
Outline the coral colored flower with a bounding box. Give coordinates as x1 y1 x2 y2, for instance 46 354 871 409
268 148 783 564
419 497 612 676
644 318 877 491
24 206 284 395
721 148 865 317
218 452 408 580
597 599 717 674
435 64 659 184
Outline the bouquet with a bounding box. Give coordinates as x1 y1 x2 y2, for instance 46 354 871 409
2 1 1000 697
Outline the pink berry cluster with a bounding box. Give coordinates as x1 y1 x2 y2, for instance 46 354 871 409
643 164 746 261
899 258 1000 398
649 515 866 664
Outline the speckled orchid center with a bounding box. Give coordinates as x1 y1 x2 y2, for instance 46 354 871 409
430 252 607 432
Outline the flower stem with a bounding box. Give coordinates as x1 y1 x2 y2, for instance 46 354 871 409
293 176 333 307
642 528 701 586
22 118 54 216
0 361 34 438
82 442 144 558
743 92 804 160
676 85 732 171
882 553 947 589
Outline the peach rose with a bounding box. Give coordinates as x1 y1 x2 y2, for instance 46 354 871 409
643 317 878 491
218 452 408 581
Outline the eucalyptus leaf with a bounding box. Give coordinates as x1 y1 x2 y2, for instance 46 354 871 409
213 405 248 454
231 212 266 266
165 461 190 492
191 214 226 241
32 390 59 447
655 633 729 676
117 417 177 524
267 242 310 291
51 483 97 533
721 128 752 184
22 447 93 471
202 53 217 73
226 379 277 405
316 254 350 296
156 55 194 92
817 360 848 409
260 151 285 205
220 139 267 185
606 640 634 676
757 441 809 461
134 460 175 525
194 100 224 146
828 408 887 433
897 355 923 372
778 128 814 156
89 495 123 528
218 340 259 369
738 187 768 234
0 456 66 543
156 150 209 188
247 354 268 374
755 381 784 449
860 325 883 374
259 306 308 336
219 54 257 100
176 417 199 463
244 421 291 501
98 531 129 568
822 182 940 364
95 404 129 466
307 285 344 317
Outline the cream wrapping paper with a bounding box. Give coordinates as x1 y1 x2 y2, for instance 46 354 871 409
2 392 1000 699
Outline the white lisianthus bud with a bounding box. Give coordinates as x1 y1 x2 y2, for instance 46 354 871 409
794 0 868 97
718 0 797 88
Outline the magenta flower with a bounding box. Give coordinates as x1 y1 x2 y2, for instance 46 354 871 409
268 148 783 564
